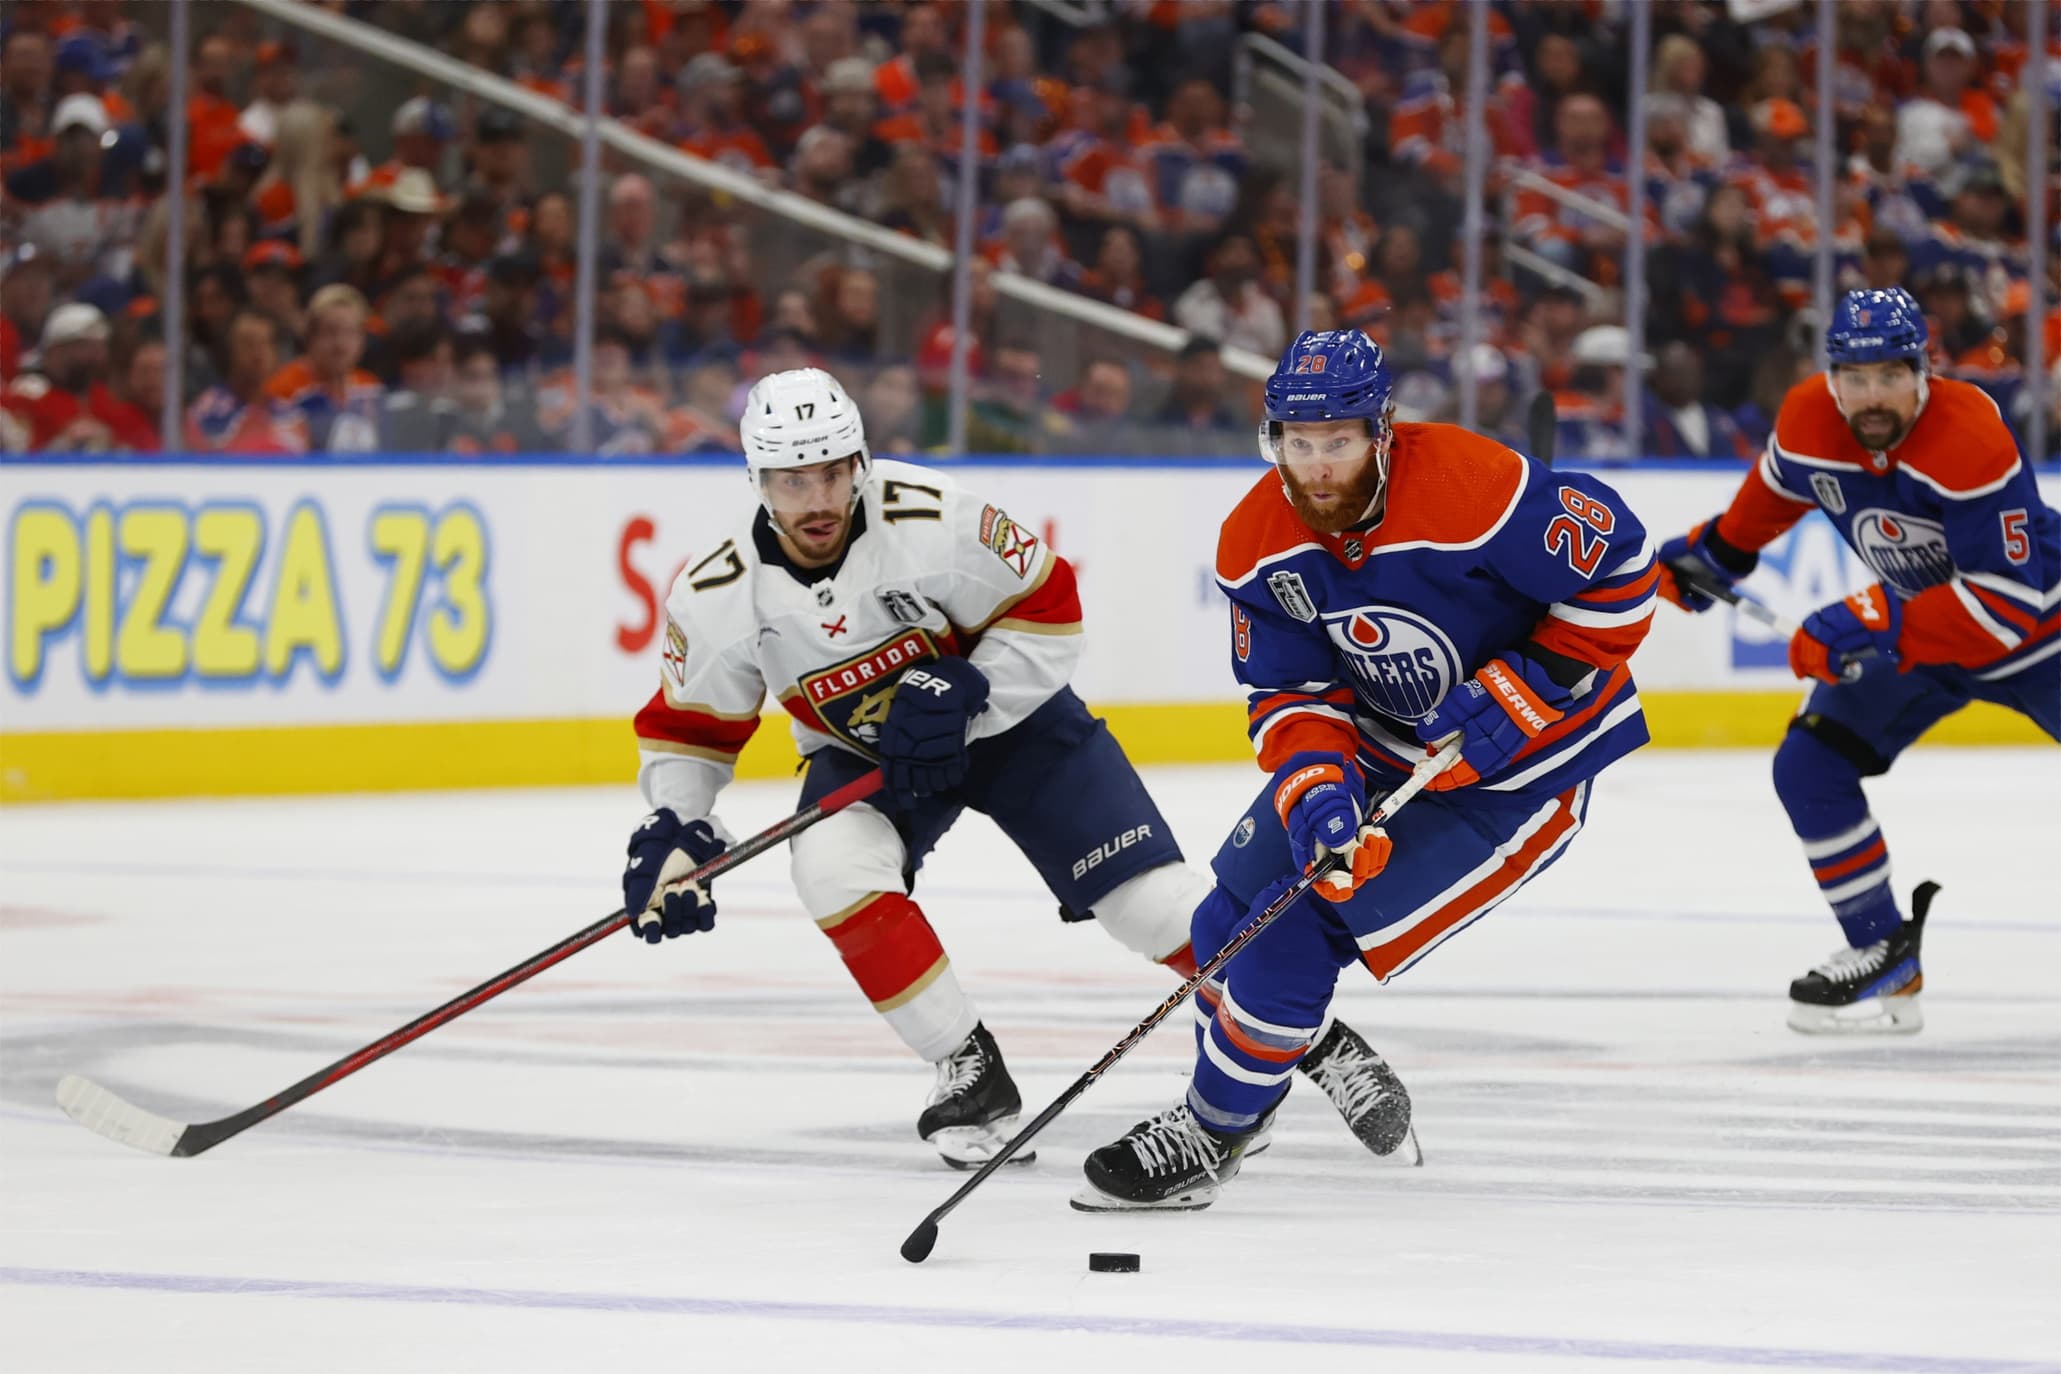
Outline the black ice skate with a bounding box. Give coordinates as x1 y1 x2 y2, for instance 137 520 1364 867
1787 881 1937 1035
1070 1105 1267 1213
918 1022 1034 1169
1298 1020 1422 1164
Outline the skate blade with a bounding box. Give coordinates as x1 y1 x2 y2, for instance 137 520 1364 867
1068 1181 1219 1213
1377 1124 1424 1167
1786 994 1923 1035
930 1120 1036 1170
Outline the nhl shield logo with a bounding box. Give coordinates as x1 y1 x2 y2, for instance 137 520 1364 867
815 585 835 608
1810 472 1847 514
1343 537 1364 561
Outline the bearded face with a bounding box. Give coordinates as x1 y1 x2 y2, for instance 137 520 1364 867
1272 417 1390 534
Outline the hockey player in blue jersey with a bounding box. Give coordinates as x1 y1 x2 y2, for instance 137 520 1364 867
1657 287 2059 1035
1073 329 1659 1212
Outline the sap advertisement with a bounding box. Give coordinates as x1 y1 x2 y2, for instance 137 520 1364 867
5 459 2054 777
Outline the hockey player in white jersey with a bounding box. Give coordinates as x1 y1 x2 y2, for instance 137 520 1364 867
620 368 1411 1167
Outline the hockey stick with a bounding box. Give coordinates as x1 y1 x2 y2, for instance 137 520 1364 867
56 770 886 1157
1526 390 1556 468
1666 564 1871 683
900 740 1462 1264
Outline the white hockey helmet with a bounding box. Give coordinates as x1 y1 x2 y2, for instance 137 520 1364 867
738 368 871 499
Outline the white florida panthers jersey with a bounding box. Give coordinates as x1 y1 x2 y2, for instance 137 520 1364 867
633 459 1086 821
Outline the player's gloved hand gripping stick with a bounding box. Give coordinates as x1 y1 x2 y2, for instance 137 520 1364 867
54 771 886 1157
1665 559 1875 684
900 739 1463 1264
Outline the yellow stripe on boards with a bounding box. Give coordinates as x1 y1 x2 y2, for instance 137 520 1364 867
0 694 2046 803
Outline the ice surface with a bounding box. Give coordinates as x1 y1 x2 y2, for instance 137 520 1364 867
2 751 2057 1373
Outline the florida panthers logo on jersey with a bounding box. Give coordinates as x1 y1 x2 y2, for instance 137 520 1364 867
1320 605 1462 721
797 629 945 756
1849 508 1953 596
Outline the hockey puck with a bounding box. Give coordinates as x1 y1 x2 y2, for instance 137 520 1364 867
1088 1252 1140 1273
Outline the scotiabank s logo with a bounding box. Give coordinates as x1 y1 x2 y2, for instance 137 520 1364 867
1319 604 1460 721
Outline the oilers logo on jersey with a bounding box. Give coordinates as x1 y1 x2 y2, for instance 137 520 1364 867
1320 605 1462 721
1849 509 1953 596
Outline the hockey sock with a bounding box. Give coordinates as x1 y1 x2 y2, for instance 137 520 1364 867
1773 727 1899 947
1188 981 1314 1134
819 892 977 1062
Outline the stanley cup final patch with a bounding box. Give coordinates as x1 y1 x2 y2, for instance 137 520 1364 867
1268 570 1318 622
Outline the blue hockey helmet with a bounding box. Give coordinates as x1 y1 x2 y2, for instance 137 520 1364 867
1263 329 1395 426
1824 287 1929 368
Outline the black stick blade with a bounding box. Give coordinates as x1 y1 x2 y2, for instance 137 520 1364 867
900 1218 940 1264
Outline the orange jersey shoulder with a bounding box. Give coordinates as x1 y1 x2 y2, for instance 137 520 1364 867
1216 423 1527 583
1369 422 1526 551
1775 372 2019 492
1771 375 1860 465
1217 469 1311 585
1900 377 2020 494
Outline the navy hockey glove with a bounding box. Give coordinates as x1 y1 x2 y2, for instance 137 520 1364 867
1271 752 1392 898
877 657 991 810
1414 654 1576 791
623 809 729 943
1791 584 1900 684
1657 519 1758 613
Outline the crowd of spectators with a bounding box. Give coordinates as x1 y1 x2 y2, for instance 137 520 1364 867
1 0 2056 458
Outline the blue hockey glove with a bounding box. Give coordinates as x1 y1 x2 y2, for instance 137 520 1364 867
623 809 729 943
1657 519 1759 613
1270 752 1391 896
877 657 991 810
1414 654 1576 791
1790 584 1900 684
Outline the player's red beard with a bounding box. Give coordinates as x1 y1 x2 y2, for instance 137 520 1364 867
1280 453 1387 534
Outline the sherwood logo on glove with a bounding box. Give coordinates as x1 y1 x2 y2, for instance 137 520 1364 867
1481 661 1555 733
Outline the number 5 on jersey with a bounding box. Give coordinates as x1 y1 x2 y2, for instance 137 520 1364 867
1544 486 1616 576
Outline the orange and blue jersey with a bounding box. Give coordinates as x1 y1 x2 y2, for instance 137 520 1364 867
1216 422 1655 801
1715 375 2060 681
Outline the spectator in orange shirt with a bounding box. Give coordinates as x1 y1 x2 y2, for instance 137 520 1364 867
875 3 952 110
1051 70 1158 237
676 53 775 172
876 49 994 164
0 28 54 175
185 33 242 182
265 284 385 451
